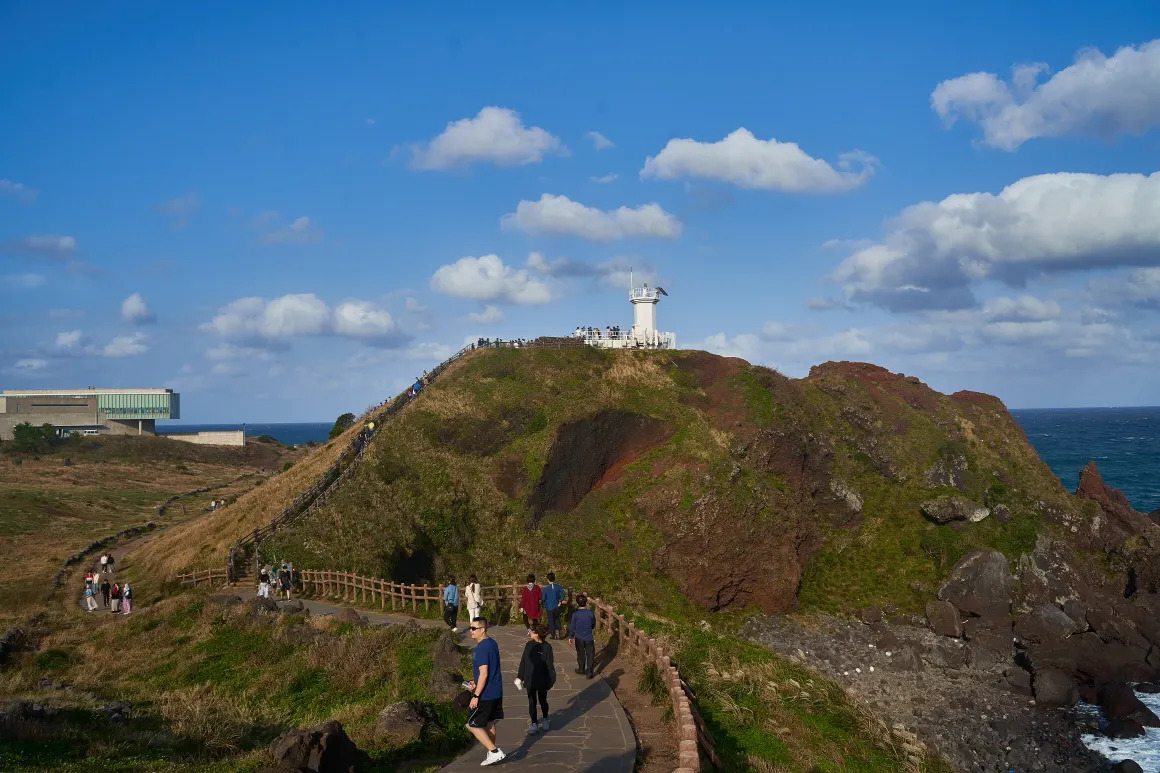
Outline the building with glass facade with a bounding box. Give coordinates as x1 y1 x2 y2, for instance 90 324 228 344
0 388 180 440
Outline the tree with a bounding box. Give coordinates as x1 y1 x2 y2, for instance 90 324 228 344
11 422 56 454
329 412 356 439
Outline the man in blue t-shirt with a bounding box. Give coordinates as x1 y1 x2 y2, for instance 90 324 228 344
542 572 566 640
568 594 597 678
466 617 506 766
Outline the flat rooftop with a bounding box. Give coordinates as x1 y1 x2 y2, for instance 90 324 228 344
2 388 175 396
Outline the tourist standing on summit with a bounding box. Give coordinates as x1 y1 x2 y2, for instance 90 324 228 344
465 574 483 623
442 577 460 631
569 594 596 678
542 572 566 640
520 574 542 629
466 617 506 766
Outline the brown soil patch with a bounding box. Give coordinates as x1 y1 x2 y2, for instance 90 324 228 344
494 456 527 498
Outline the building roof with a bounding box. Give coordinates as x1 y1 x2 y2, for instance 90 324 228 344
2 388 175 396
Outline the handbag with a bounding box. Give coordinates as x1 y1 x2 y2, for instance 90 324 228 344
453 690 473 712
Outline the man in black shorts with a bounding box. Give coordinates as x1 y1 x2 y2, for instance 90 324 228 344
466 617 507 766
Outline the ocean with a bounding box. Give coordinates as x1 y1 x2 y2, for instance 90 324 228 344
1011 407 1160 513
155 422 332 446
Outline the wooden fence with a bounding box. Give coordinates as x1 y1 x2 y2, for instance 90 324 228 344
175 567 229 587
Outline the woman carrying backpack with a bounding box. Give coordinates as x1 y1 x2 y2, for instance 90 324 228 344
515 623 556 735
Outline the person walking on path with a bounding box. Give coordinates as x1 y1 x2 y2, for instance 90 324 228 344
516 623 556 734
121 583 132 614
465 574 483 623
569 594 597 678
258 570 271 599
542 572 566 640
107 555 115 574
99 554 108 574
110 582 122 613
278 565 292 600
100 579 111 609
465 617 506 766
443 578 461 632
84 581 98 612
520 573 542 629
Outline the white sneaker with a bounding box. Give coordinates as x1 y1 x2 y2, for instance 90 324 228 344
481 748 506 766
452 626 459 632
539 718 550 731
527 721 539 734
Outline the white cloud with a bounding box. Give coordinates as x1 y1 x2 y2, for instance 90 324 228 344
586 131 614 150
156 193 199 230
404 297 428 313
205 343 271 361
15 358 47 371
430 254 551 304
982 295 1062 322
253 212 323 245
641 128 878 192
501 194 682 241
932 39 1160 150
0 179 38 203
2 234 77 258
120 292 156 324
590 173 619 184
55 330 83 348
409 107 567 169
200 293 405 346
525 252 658 289
1 273 46 289
101 333 148 357
831 171 1160 311
466 305 504 324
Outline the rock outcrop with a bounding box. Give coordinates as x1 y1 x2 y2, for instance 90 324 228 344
264 720 366 773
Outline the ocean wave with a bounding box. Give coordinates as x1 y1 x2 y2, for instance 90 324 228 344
1080 688 1160 772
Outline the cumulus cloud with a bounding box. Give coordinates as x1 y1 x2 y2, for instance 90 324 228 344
1 273 46 289
0 179 38 203
121 292 156 324
586 131 614 150
466 305 504 324
932 39 1160 150
525 252 657 289
55 330 83 348
409 107 566 170
501 194 682 241
590 173 619 184
155 193 200 230
982 295 1062 322
430 254 551 304
15 358 48 371
2 234 77 258
101 333 148 357
641 128 878 192
253 212 323 245
831 171 1160 312
200 293 406 346
404 297 428 313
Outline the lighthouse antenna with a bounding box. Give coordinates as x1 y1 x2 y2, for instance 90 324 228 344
629 267 633 292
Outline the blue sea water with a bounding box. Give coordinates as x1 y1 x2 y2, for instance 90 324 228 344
1011 407 1160 513
155 422 332 446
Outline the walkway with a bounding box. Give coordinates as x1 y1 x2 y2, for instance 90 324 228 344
261 595 636 772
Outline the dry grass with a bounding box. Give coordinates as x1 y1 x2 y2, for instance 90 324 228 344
156 684 290 754
602 352 673 389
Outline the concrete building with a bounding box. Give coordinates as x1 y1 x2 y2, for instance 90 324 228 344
0 387 180 440
571 272 677 350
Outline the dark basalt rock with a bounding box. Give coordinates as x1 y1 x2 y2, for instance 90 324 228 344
270 720 366 773
1032 668 1078 707
1098 681 1160 727
924 600 962 638
939 551 1013 617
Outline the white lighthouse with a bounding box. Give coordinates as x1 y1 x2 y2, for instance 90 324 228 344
571 270 676 350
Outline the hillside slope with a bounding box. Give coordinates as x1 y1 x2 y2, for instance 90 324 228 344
263 347 1089 617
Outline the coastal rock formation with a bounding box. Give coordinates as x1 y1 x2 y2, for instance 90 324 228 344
920 495 990 524
266 720 366 773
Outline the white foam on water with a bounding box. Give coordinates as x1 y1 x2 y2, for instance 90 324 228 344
1080 689 1160 772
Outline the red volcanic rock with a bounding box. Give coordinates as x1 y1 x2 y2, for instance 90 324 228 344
1075 462 1157 548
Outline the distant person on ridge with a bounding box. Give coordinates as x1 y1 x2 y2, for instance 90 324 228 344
542 572 566 640
520 574 542 629
516 623 556 734
465 616 506 766
569 594 596 679
443 577 460 632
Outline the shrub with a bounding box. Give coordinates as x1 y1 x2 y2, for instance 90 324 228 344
329 413 356 440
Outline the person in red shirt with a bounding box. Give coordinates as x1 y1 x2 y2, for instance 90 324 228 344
520 574 542 629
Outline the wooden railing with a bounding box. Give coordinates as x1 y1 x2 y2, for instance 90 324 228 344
175 567 229 587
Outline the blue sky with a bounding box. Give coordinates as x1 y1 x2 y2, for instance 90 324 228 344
3 2 1160 421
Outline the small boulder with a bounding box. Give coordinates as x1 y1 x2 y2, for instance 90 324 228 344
1033 668 1079 707
963 612 1014 672
1106 719 1146 739
270 720 366 773
429 631 462 671
1014 604 1083 645
337 608 367 628
920 495 990 525
924 600 963 638
1099 681 1160 727
281 599 306 615
1112 760 1145 773
1002 667 1033 696
859 607 882 625
375 701 427 745
250 597 279 615
991 503 1012 523
939 551 1014 617
1136 682 1160 693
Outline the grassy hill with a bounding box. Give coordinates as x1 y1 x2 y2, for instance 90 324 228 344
261 347 1076 621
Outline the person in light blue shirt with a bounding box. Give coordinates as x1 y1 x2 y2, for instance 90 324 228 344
443 578 460 631
542 572 567 640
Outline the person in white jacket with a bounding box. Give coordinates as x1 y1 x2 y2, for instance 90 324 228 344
465 574 484 623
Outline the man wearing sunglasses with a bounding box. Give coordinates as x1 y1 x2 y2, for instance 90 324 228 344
465 617 506 766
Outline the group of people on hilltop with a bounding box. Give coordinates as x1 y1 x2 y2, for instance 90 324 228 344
83 554 131 614
445 570 601 767
573 326 621 339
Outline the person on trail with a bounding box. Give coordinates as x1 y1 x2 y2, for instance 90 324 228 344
465 617 506 766
121 583 132 614
443 578 461 632
84 581 98 612
516 623 556 734
569 594 596 679
520 574 542 629
258 570 271 599
107 554 115 574
278 565 292 600
465 574 483 623
542 572 566 640
100 579 111 608
99 554 108 573
110 582 121 613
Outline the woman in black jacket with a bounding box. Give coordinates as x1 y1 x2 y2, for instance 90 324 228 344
516 623 555 734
